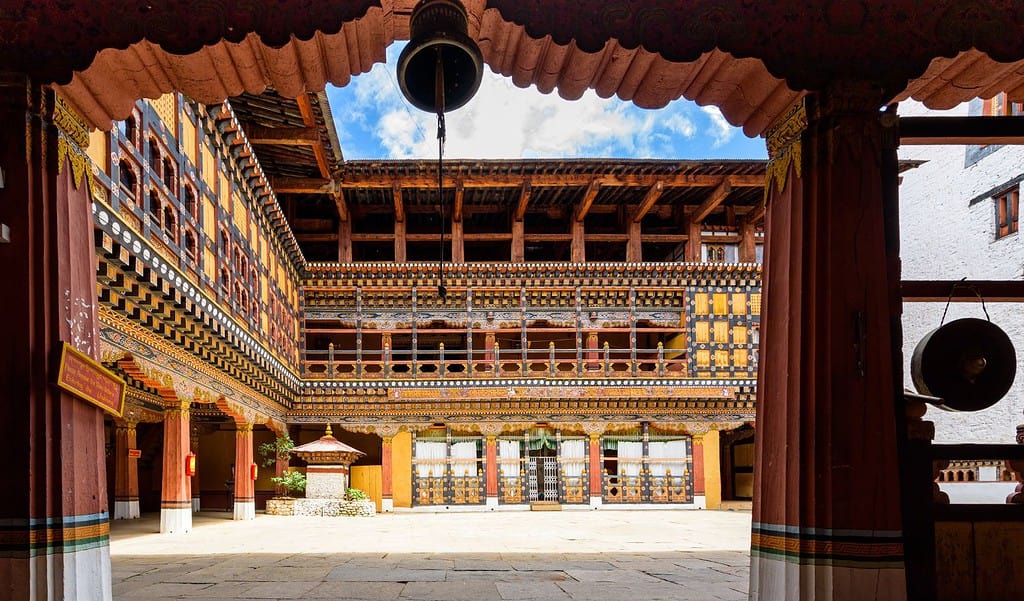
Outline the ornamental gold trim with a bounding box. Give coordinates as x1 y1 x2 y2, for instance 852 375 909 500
764 102 807 203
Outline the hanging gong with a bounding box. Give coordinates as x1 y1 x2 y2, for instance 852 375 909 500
397 0 483 113
910 317 1016 412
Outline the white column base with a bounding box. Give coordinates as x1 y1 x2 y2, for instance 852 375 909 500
62 540 113 601
233 501 255 521
159 507 192 534
589 496 602 508
191 497 201 513
381 498 394 513
486 497 498 509
750 554 906 601
693 494 707 509
113 500 140 520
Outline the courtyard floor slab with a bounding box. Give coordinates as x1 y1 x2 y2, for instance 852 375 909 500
111 509 752 600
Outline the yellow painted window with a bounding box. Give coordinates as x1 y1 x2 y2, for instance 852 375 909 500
203 198 217 238
203 248 216 281
732 293 746 313
733 325 748 345
751 293 762 315
201 145 215 187
694 293 709 315
713 293 728 315
696 349 711 367
715 349 730 367
733 348 748 367
697 371 712 378
182 117 196 162
695 321 710 344
713 321 729 343
233 193 247 231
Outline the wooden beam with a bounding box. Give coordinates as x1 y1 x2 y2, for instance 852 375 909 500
270 177 331 194
350 233 396 242
575 180 602 221
394 220 406 262
511 221 524 262
453 180 464 222
571 219 586 262
272 173 766 194
295 93 331 178
514 180 532 221
338 218 352 263
746 201 767 224
626 218 642 261
295 233 339 242
640 234 688 243
392 184 405 223
632 181 665 222
738 220 756 262
331 172 765 190
899 116 1024 146
523 233 573 242
245 125 320 146
690 178 732 223
901 280 1024 302
585 234 630 242
333 193 349 222
451 220 464 263
685 220 702 262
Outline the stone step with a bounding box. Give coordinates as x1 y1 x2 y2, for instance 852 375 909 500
530 501 562 511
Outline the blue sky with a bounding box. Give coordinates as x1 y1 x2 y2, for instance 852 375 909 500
326 43 767 161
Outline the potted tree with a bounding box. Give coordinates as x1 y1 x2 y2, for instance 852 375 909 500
265 469 306 515
258 432 294 496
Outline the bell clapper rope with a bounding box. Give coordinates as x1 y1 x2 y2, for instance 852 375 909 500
435 46 448 300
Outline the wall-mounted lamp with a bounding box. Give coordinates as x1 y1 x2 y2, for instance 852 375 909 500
185 453 197 477
249 463 258 481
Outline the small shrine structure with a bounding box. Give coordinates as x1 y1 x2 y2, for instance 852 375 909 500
292 424 365 499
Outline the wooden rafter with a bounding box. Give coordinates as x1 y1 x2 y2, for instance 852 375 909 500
333 191 349 222
295 93 331 178
453 180 464 222
269 173 765 193
270 177 331 194
575 180 602 221
690 177 733 224
632 181 665 223
745 201 767 225
392 183 405 223
514 180 532 221
246 125 320 146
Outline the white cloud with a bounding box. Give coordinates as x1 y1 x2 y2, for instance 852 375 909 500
701 105 735 149
329 42 762 160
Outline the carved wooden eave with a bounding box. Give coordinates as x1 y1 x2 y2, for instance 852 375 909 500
16 1 1024 139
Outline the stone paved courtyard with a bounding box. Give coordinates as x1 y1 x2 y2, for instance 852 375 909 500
111 509 752 600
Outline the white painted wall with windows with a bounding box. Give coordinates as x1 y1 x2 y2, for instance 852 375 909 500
899 99 1024 445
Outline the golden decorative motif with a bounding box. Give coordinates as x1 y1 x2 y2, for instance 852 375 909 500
53 95 90 148
764 102 806 202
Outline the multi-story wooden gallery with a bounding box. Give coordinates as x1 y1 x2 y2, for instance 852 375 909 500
90 90 763 525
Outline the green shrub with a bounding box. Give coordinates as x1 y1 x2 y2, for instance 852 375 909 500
257 433 294 468
345 487 368 501
270 470 306 496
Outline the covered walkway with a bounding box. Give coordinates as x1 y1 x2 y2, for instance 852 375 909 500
111 510 750 600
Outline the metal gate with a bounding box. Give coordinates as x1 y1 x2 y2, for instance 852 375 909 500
527 456 559 501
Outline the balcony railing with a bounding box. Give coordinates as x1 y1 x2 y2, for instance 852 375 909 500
300 342 731 381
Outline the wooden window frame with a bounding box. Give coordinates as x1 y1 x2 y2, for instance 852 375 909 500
996 187 1020 240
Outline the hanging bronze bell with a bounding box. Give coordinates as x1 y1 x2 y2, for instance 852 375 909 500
397 0 483 113
911 317 1016 412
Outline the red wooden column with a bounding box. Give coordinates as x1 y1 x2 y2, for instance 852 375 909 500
190 424 201 513
485 435 498 507
233 423 255 520
381 434 394 512
691 434 706 499
161 401 192 533
113 422 140 520
0 80 113 599
750 86 906 600
588 432 602 506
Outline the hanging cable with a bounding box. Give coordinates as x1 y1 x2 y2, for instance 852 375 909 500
435 47 448 300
